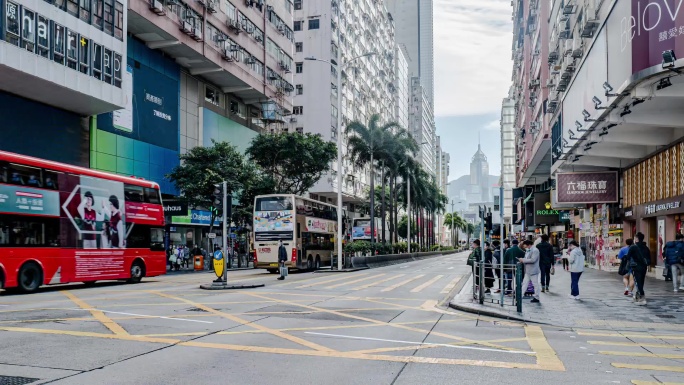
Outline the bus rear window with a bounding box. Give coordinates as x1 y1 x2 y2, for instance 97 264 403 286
256 196 293 211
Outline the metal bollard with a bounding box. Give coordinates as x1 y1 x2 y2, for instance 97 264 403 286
479 261 485 305
515 262 523 313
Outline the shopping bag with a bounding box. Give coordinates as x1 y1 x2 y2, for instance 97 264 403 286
550 266 555 275
280 266 288 277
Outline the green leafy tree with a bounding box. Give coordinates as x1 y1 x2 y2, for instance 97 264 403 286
397 214 417 240
246 133 336 195
166 140 254 239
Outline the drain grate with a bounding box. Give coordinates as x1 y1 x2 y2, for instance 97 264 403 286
186 307 208 312
655 314 676 319
0 376 40 385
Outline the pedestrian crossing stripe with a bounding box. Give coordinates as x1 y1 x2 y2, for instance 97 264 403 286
411 275 444 293
326 274 386 289
440 276 463 294
353 275 405 291
295 273 368 289
381 275 425 292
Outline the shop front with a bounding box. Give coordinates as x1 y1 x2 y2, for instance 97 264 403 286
623 147 684 279
168 209 223 251
623 199 684 279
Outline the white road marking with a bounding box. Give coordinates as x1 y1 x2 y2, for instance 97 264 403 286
305 332 534 354
447 267 454 270
67 308 214 324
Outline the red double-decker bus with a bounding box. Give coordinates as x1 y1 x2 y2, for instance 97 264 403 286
0 150 167 293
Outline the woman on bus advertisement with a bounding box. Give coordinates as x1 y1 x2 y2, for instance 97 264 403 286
62 175 126 249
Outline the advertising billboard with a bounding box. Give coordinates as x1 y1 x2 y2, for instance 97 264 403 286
253 210 294 241
556 172 619 204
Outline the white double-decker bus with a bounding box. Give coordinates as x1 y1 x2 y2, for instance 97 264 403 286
253 194 338 273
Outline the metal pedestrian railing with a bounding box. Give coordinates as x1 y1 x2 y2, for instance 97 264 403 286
472 261 524 312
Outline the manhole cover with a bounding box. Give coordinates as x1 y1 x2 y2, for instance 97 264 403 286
655 314 676 319
0 376 40 385
186 308 208 312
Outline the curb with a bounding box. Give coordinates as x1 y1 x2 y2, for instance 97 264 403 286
167 267 255 275
199 283 265 290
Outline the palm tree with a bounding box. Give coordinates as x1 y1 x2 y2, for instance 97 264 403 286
444 212 466 247
347 114 400 244
384 129 418 244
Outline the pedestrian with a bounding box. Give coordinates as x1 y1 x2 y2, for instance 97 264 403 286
170 247 179 271
664 233 684 292
277 240 287 280
483 242 495 294
503 239 524 295
537 234 554 293
627 232 651 305
518 240 541 303
492 240 502 293
467 239 482 290
618 238 635 296
562 246 570 271
567 240 585 300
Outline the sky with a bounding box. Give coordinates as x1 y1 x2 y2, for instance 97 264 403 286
434 0 513 181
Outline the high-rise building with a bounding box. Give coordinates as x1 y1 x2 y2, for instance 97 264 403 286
394 45 410 130
385 0 434 105
500 87 516 228
469 143 490 203
409 77 435 176
293 0 397 205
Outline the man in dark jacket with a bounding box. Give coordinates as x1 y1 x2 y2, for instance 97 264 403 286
277 241 288 280
536 234 555 293
503 240 525 294
664 233 684 291
627 232 651 305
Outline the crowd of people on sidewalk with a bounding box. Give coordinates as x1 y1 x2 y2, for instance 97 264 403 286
466 229 684 307
167 244 207 271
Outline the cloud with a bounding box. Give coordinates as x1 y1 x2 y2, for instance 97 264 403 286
483 119 500 131
434 0 513 117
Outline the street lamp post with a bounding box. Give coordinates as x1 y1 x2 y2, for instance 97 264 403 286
306 28 376 270
451 200 455 248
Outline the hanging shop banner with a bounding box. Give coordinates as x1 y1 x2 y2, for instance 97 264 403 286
556 172 618 204
534 191 563 226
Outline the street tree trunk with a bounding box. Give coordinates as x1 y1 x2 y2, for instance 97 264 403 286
381 162 386 244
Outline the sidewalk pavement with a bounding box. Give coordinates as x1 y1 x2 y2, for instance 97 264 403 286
450 264 684 331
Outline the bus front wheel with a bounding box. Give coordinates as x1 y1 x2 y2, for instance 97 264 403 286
128 260 145 284
18 262 42 293
307 257 314 271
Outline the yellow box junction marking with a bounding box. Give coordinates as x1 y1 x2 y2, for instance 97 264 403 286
61 290 128 336
296 273 368 289
440 276 463 294
632 381 684 385
150 291 334 352
599 351 684 359
525 326 566 372
612 363 684 373
589 340 684 349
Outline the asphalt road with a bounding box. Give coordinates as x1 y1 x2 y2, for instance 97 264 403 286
1 252 683 385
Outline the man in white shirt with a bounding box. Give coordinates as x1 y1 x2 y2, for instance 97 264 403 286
519 239 541 303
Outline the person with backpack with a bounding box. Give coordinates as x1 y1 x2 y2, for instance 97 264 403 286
618 238 635 296
627 232 651 305
664 233 684 292
503 239 524 295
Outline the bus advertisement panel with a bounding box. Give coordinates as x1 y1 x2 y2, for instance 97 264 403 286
0 151 166 293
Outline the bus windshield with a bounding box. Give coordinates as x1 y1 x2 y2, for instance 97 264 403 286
254 196 295 241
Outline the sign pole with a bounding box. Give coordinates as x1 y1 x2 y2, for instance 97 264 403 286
222 181 229 283
500 187 505 307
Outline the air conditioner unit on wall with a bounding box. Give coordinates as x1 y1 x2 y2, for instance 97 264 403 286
149 0 165 15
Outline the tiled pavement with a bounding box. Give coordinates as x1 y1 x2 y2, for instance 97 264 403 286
450 264 684 330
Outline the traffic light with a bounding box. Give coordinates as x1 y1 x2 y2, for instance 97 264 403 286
212 184 224 209
485 213 493 232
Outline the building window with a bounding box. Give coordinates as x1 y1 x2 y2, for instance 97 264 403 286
296 84 303 95
294 20 302 31
295 62 303 73
205 86 221 106
293 106 303 115
67 0 78 16
308 19 319 29
92 0 103 29
103 0 114 36
80 0 91 23
295 42 303 52
294 0 302 10
114 1 123 40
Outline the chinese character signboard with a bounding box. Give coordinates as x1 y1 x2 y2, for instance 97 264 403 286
556 172 618 204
